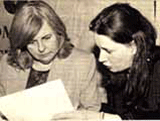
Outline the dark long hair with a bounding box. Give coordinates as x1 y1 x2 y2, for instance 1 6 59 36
8 0 73 70
89 3 157 106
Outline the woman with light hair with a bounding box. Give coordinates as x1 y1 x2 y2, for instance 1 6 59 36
0 1 121 120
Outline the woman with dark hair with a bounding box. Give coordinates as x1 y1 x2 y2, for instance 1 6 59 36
0 1 122 120
90 3 160 119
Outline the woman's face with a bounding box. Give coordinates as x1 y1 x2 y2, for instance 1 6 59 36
95 34 136 72
27 21 59 64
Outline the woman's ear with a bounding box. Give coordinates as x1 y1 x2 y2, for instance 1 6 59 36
130 40 137 55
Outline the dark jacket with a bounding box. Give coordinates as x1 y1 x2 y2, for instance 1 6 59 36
95 46 160 119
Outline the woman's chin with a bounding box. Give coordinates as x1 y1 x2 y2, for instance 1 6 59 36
110 67 129 73
39 59 52 65
35 55 56 65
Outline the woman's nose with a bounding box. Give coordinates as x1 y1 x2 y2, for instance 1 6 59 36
37 40 45 53
99 50 108 63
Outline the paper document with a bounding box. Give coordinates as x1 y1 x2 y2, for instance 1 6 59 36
0 79 74 121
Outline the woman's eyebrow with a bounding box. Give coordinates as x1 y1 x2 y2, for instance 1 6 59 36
42 33 52 39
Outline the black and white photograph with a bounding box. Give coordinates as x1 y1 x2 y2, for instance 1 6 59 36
0 0 160 120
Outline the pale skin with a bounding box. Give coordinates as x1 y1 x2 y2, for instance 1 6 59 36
94 34 137 72
27 20 59 71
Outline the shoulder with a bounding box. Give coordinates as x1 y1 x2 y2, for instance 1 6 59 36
151 51 160 105
153 60 160 75
0 54 18 72
0 54 10 69
0 54 8 62
0 54 29 80
152 46 160 92
0 54 29 95
67 48 96 71
52 48 97 75
153 46 160 72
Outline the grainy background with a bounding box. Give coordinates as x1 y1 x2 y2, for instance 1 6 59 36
0 0 159 57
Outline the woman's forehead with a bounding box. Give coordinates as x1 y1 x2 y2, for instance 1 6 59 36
94 34 130 50
95 34 114 45
33 20 53 40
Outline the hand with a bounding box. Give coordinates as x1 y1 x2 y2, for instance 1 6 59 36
51 110 121 121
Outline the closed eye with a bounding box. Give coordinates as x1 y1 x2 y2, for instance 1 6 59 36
42 34 52 40
101 47 112 54
29 39 37 44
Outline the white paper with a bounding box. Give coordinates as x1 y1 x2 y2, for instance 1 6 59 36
0 79 74 121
